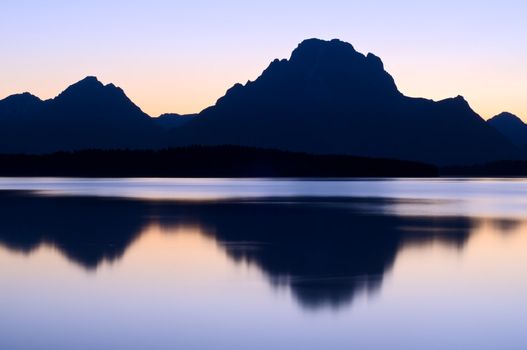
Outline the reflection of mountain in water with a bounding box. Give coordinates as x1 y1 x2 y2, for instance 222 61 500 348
0 192 148 268
0 192 475 309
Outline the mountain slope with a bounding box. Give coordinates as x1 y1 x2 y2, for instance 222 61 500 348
0 77 161 153
488 112 527 147
168 39 518 165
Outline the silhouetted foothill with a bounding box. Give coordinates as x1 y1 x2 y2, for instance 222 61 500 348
488 112 527 147
154 113 196 129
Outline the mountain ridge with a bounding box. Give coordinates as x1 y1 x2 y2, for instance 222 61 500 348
168 38 518 165
0 76 161 153
0 38 522 165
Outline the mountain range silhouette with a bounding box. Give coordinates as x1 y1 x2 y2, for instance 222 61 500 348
0 38 524 165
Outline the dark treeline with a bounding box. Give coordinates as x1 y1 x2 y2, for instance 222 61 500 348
442 161 527 177
0 146 438 178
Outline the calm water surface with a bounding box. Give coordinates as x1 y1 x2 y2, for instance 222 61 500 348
1 178 526 350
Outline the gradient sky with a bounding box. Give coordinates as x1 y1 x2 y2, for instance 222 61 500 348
1 0 525 120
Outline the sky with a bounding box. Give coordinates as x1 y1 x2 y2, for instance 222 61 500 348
1 0 526 120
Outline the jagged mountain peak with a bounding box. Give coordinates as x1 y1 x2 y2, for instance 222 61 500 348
291 38 358 61
66 76 104 89
289 38 385 74
55 76 127 102
216 38 401 109
171 38 518 165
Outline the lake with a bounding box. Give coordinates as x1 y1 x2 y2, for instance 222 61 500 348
1 178 526 350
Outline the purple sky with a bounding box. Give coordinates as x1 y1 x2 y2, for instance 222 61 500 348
1 0 525 119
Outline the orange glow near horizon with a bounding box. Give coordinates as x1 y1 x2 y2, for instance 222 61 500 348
2 52 525 122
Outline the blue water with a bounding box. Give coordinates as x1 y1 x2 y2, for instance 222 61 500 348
1 178 526 349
